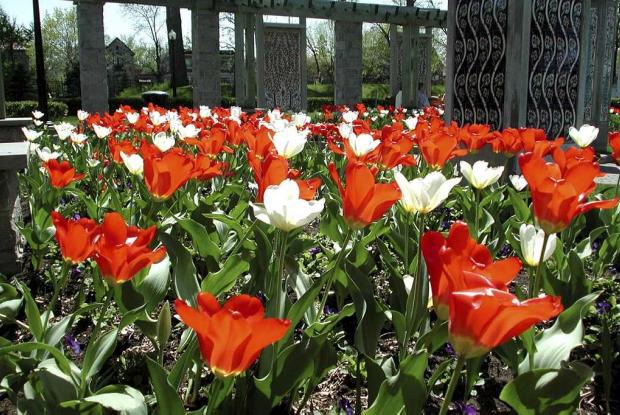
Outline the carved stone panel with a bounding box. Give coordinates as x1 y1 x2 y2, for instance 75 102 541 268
263 26 304 111
452 0 508 129
526 0 583 138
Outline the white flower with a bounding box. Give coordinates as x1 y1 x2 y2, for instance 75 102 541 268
33 119 44 127
177 124 201 140
568 124 598 148
394 171 461 214
264 118 289 132
272 126 308 159
404 116 418 130
250 179 324 232
342 111 358 124
26 142 40 155
267 109 282 121
379 109 389 118
120 152 144 176
348 133 380 157
459 160 504 189
93 124 112 139
230 106 242 120
153 132 175 152
70 132 88 145
166 111 180 123
509 175 528 191
126 112 140 124
32 110 44 120
338 123 353 139
198 106 210 119
519 224 557 267
149 111 166 126
87 158 101 167
36 146 61 162
53 122 75 140
292 112 311 128
169 119 183 134
22 127 43 141
77 110 89 121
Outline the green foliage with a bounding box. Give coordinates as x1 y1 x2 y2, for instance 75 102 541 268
6 100 68 120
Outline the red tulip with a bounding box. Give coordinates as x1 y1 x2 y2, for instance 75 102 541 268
418 132 466 169
519 152 618 234
192 155 227 181
44 160 85 188
328 162 401 228
421 221 521 319
609 132 620 165
448 288 563 358
93 212 166 283
51 211 98 264
143 148 194 200
175 292 290 377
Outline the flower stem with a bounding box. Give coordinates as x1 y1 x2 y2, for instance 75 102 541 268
274 231 289 319
474 188 480 238
42 262 70 339
439 355 465 415
403 216 410 273
402 213 426 356
531 233 550 298
355 351 363 415
317 229 354 320
92 287 113 341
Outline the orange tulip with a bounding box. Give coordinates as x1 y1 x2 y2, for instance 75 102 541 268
143 148 194 200
93 212 166 283
418 133 467 169
328 162 401 228
421 221 521 319
175 292 290 377
458 124 492 152
51 211 98 264
609 132 620 164
44 160 85 188
448 288 563 358
192 155 227 181
519 152 618 234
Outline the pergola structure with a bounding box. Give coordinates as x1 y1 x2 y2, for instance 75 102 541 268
70 0 447 112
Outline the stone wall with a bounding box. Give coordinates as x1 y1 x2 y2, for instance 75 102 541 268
334 21 362 106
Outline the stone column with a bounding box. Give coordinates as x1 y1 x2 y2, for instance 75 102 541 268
191 6 220 107
76 0 108 114
255 15 266 108
300 18 308 111
389 25 400 99
234 13 247 106
245 14 257 108
401 24 419 108
0 50 5 119
419 28 433 98
334 21 362 106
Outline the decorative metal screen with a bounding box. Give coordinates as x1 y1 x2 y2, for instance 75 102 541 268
583 7 597 121
452 0 507 129
263 27 303 111
527 0 583 138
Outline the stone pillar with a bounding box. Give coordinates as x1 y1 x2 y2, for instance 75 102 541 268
255 15 266 108
389 25 400 98
0 50 5 119
234 13 247 106
300 18 308 111
334 21 362 106
418 28 433 99
245 14 257 108
401 24 419 108
76 0 108 114
191 6 220 107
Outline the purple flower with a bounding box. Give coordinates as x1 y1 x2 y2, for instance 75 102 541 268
592 240 601 252
440 221 450 231
454 401 478 415
72 213 81 220
499 244 511 257
596 300 611 314
70 267 82 279
445 343 455 356
64 334 81 354
338 397 353 415
309 246 321 256
324 305 337 315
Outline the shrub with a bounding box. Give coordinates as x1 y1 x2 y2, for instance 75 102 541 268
6 100 68 120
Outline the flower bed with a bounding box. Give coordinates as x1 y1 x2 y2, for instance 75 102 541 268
2 104 619 414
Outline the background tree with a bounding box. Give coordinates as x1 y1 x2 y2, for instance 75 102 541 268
306 20 334 84
362 24 390 84
0 6 35 100
121 4 166 81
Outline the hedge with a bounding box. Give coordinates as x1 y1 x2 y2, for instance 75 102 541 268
6 101 68 120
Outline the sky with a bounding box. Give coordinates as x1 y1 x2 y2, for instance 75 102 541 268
1 0 448 44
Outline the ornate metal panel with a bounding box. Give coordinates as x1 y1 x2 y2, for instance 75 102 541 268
263 27 303 111
583 7 597 121
527 0 583 138
599 4 617 122
452 0 507 129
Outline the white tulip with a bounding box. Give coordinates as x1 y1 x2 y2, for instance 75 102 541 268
169 119 183 134
230 106 242 120
342 111 358 124
77 110 89 121
33 119 44 127
177 124 201 140
267 109 282 120
251 179 324 232
404 116 418 130
120 152 144 176
70 132 88 145
166 111 180 123
519 224 557 267
293 112 311 128
149 111 166 126
338 123 353 139
272 126 308 159
394 171 461 214
126 112 140 124
509 175 528 191
153 132 175 152
459 160 504 189
568 124 598 148
199 106 212 119
348 133 380 157
22 127 43 141
87 158 101 168
36 146 61 162
32 110 44 120
93 124 112 139
53 122 75 140
264 118 289 133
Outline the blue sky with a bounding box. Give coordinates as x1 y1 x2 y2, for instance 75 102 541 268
2 0 447 43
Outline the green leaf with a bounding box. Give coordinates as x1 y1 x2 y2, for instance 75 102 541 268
519 292 599 373
81 330 117 385
17 282 43 342
145 357 186 415
159 232 200 306
500 361 592 415
201 253 249 296
138 255 171 313
178 218 221 261
0 343 77 385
